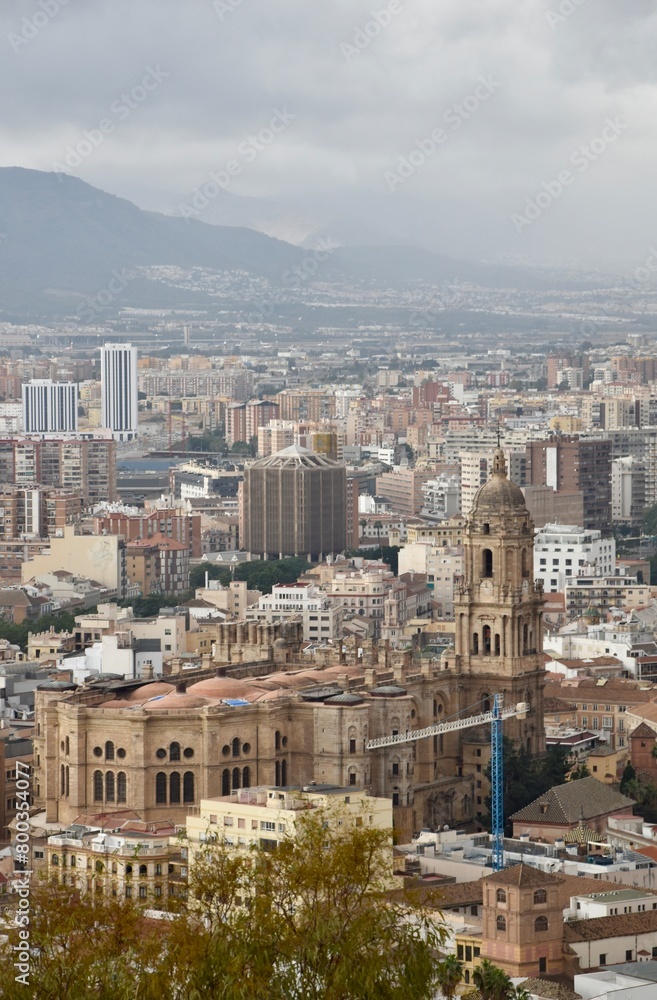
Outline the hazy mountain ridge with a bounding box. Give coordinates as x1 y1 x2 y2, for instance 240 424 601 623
0 167 590 317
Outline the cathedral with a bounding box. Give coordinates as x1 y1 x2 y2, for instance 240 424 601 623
34 448 545 840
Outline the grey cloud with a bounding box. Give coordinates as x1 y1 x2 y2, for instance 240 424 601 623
1 0 656 264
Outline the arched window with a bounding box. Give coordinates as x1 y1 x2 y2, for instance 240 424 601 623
275 760 281 786
93 770 103 802
169 742 181 762
482 548 493 578
496 915 506 931
170 772 181 804
483 625 491 654
105 741 114 761
183 771 194 803
242 766 251 789
521 547 530 578
494 633 501 656
275 730 281 751
535 916 548 932
70 855 76 867
496 889 506 903
281 760 287 786
60 764 65 796
52 854 59 866
232 767 241 791
65 736 70 755
472 632 479 654
65 765 69 798
534 890 547 904
523 623 528 653
117 772 127 804
155 772 167 804
139 864 147 876
483 694 492 713
482 523 490 535
232 737 240 758
222 769 230 796
105 771 115 803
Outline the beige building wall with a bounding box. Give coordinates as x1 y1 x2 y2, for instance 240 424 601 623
22 527 125 596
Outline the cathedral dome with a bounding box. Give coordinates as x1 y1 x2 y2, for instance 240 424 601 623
470 447 527 516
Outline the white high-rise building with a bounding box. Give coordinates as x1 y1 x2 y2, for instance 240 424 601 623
22 380 78 434
534 524 616 594
100 343 138 441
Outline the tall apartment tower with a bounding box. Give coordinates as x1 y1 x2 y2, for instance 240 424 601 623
241 444 346 561
22 380 78 434
526 435 611 532
100 343 138 441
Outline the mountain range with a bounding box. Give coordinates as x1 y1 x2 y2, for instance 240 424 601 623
0 167 587 317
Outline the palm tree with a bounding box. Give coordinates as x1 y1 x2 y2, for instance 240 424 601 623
435 954 463 999
359 519 366 541
373 520 383 540
473 958 515 1000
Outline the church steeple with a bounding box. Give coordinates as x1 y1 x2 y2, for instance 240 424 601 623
450 454 546 756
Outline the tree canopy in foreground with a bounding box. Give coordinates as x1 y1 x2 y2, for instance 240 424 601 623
0 810 447 999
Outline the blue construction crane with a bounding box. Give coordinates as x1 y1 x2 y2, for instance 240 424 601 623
367 695 528 872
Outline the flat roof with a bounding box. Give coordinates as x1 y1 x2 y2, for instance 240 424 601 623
576 888 654 902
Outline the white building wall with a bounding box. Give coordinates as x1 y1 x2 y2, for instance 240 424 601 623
22 380 78 434
100 343 138 441
535 524 616 593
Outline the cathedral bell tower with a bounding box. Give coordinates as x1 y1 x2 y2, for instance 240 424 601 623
452 447 545 755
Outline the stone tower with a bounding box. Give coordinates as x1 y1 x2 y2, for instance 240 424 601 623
481 865 564 978
450 446 545 755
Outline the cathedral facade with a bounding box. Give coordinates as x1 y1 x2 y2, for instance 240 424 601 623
34 450 545 840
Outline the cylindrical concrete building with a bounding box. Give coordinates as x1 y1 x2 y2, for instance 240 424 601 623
241 444 346 561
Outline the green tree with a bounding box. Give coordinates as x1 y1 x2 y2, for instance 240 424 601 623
483 740 571 835
620 761 637 794
435 954 463 999
569 760 590 780
643 502 657 537
0 812 447 1000
0 609 78 653
472 958 515 1000
189 562 231 589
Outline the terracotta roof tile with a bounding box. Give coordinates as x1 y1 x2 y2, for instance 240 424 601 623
510 775 633 825
564 908 657 942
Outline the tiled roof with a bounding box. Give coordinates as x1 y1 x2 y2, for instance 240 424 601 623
510 775 634 825
387 879 484 909
483 863 560 888
562 826 606 844
588 745 618 757
518 979 580 1000
564 908 657 942
544 696 577 712
630 722 657 739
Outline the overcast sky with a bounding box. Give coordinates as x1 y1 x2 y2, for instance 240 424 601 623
3 0 657 268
